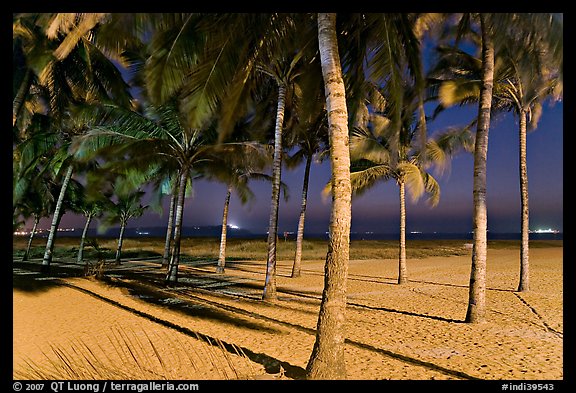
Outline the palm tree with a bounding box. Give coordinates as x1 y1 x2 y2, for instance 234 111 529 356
284 86 328 278
71 100 192 280
429 13 503 323
161 178 178 268
22 213 41 261
76 197 107 265
306 12 352 380
463 13 496 324
199 117 277 274
494 22 562 292
15 170 56 262
71 99 268 284
16 130 78 272
307 12 430 378
257 36 319 300
99 188 147 265
428 14 562 296
213 170 282 274
501 53 562 292
427 13 564 322
13 13 132 273
134 13 320 298
345 82 473 285
216 184 233 274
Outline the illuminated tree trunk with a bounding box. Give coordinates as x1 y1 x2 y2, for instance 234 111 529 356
166 167 189 284
162 190 177 268
398 179 408 284
306 12 351 380
465 14 494 324
22 214 40 262
517 109 530 291
262 84 287 301
217 184 233 274
77 213 93 264
41 165 74 273
291 153 312 278
114 220 127 265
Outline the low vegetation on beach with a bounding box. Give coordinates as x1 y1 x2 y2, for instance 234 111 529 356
12 236 562 265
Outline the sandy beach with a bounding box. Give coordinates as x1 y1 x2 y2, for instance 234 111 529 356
13 245 563 381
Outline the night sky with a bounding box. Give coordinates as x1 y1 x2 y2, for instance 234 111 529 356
23 19 563 237
47 100 563 235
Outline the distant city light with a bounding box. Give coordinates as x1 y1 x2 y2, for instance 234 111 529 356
229 224 239 230
13 227 75 236
530 228 560 234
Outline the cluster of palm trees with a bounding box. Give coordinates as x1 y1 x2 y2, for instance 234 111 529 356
13 13 562 379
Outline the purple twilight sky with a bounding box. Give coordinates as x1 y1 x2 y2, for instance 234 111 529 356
41 99 563 235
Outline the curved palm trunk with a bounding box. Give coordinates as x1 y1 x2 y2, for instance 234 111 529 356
306 13 352 380
262 84 287 301
13 68 32 127
291 153 312 278
41 165 74 273
465 14 494 324
166 168 189 284
114 220 127 265
23 214 40 261
162 191 177 268
77 213 93 264
216 184 233 274
517 110 530 291
398 179 408 284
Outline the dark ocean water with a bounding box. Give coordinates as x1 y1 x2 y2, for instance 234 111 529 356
23 226 563 241
301 232 563 241
346 232 563 241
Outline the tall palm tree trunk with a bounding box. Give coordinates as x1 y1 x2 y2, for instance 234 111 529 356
306 12 352 380
13 68 32 127
262 84 287 301
166 168 189 284
23 214 40 261
398 179 408 284
77 213 93 264
41 165 74 273
292 153 312 278
162 191 177 268
217 184 233 274
517 109 530 291
465 14 494 324
114 221 126 265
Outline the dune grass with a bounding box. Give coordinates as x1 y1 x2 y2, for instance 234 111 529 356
13 235 562 264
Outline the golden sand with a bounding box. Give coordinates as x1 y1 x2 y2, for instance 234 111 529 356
13 247 562 380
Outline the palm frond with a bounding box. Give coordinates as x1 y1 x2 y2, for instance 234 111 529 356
16 130 61 177
51 13 109 60
144 14 204 104
284 149 306 169
398 161 424 203
421 171 440 207
399 161 441 207
438 79 480 108
349 127 391 164
424 123 475 175
345 161 394 197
